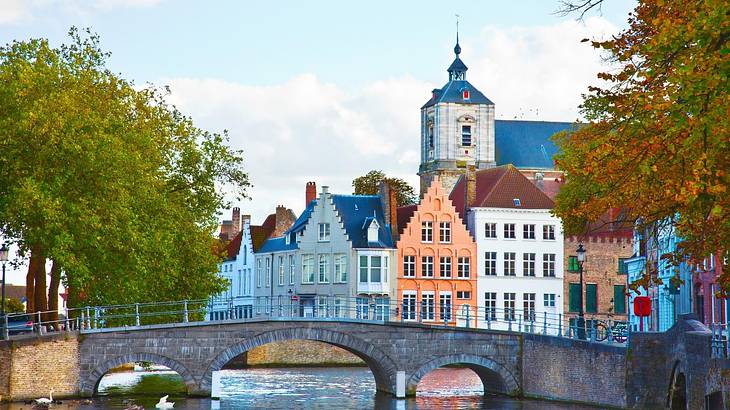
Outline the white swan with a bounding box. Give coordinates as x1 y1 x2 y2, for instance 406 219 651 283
34 389 53 406
155 395 175 409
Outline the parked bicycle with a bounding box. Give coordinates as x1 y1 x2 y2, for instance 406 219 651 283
594 320 628 343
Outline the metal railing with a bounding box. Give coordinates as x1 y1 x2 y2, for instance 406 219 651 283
711 322 730 358
0 295 629 345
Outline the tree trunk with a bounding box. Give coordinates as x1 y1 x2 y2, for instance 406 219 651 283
31 245 48 321
25 259 35 314
48 261 60 329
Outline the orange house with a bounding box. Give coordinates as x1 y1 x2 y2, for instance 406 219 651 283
396 177 478 327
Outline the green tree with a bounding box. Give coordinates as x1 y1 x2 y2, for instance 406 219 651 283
352 170 417 206
3 298 25 314
0 28 250 319
553 1 729 287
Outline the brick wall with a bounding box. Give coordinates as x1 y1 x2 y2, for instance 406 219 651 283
564 235 633 324
0 333 80 401
522 334 627 408
246 340 364 366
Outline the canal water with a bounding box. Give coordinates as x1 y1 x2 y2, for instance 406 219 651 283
1 367 602 409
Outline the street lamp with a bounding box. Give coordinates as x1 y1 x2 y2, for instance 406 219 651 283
0 243 9 319
576 243 586 339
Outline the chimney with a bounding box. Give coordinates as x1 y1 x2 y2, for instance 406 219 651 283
534 172 544 191
378 181 399 243
242 214 251 227
464 165 477 216
306 182 317 208
273 205 289 237
232 207 241 233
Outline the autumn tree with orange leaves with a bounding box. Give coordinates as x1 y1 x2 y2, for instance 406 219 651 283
553 1 729 288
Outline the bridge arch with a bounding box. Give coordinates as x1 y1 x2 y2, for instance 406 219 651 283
407 354 520 397
200 327 399 394
81 352 197 396
667 360 687 409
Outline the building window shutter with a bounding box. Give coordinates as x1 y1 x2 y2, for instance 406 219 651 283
569 283 581 312
568 256 579 273
614 285 626 314
586 284 598 313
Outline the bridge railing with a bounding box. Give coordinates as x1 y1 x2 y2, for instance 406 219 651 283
711 322 730 358
1 296 628 345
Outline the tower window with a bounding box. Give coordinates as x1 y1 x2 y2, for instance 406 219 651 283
461 125 472 146
462 90 470 100
428 125 434 148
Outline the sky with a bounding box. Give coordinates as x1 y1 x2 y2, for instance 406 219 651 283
0 0 637 284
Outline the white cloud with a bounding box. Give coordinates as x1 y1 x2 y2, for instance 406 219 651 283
164 18 619 224
0 0 161 24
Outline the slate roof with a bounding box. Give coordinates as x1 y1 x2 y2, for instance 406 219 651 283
495 120 577 170
331 195 394 248
450 165 555 220
422 79 494 109
396 204 418 235
258 236 298 253
223 211 286 260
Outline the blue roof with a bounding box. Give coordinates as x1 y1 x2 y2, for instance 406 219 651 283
422 80 493 109
286 200 315 235
258 236 298 253
495 120 577 169
331 195 394 248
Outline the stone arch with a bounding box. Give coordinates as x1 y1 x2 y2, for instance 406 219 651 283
81 352 197 396
668 360 688 409
200 327 399 394
407 354 519 397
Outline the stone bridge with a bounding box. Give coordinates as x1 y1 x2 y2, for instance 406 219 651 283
11 316 728 408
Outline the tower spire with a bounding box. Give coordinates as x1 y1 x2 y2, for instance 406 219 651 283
454 14 461 56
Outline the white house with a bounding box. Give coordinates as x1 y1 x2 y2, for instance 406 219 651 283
451 165 564 334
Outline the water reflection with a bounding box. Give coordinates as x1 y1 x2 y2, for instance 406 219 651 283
0 367 602 409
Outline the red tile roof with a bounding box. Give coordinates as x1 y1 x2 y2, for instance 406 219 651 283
451 165 555 219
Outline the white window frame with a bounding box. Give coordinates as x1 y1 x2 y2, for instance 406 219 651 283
439 221 451 243
403 255 416 278
485 251 497 276
402 291 417 321
504 252 516 276
523 253 536 277
439 256 452 278
318 223 331 242
278 256 285 286
421 292 435 321
504 223 516 239
439 292 452 322
457 256 470 278
421 256 434 278
543 224 556 240
484 223 497 239
302 254 314 284
543 253 556 277
318 254 329 283
523 224 536 240
334 254 347 283
421 221 433 243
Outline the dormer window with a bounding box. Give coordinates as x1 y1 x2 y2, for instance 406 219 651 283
367 219 380 243
462 89 470 100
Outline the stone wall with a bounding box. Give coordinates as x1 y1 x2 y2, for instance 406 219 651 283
0 333 80 401
522 333 627 408
246 340 364 366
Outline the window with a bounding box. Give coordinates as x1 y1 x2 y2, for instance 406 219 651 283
439 222 451 243
614 285 626 314
484 252 497 275
439 293 452 321
422 256 434 278
317 296 328 318
618 258 628 275
402 292 417 320
513 198 522 207
289 255 295 284
439 256 452 278
484 223 497 238
462 89 470 100
356 297 369 320
265 258 271 287
504 252 516 276
359 255 369 282
457 256 470 278
371 256 382 282
568 283 581 312
278 256 285 286
403 255 416 278
504 223 516 239
544 293 556 307
523 293 536 322
421 292 435 320
504 293 516 321
543 225 556 240
461 125 472 146
485 292 497 320
523 224 535 239
318 223 330 241
318 254 329 283
568 255 580 273
302 255 314 284
456 291 471 299
421 221 433 242
257 260 263 287
333 298 343 318
543 254 556 277
428 125 434 148
523 253 536 276
586 284 598 313
334 254 347 282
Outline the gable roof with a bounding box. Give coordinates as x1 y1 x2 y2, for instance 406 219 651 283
495 120 576 170
450 165 555 219
422 80 494 109
331 195 394 248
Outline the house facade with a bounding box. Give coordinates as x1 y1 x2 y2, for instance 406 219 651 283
449 165 564 333
254 183 397 319
396 178 478 327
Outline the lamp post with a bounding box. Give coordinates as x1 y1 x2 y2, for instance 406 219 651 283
576 243 586 340
0 243 8 319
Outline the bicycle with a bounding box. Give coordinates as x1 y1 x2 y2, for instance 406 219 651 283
594 320 628 343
